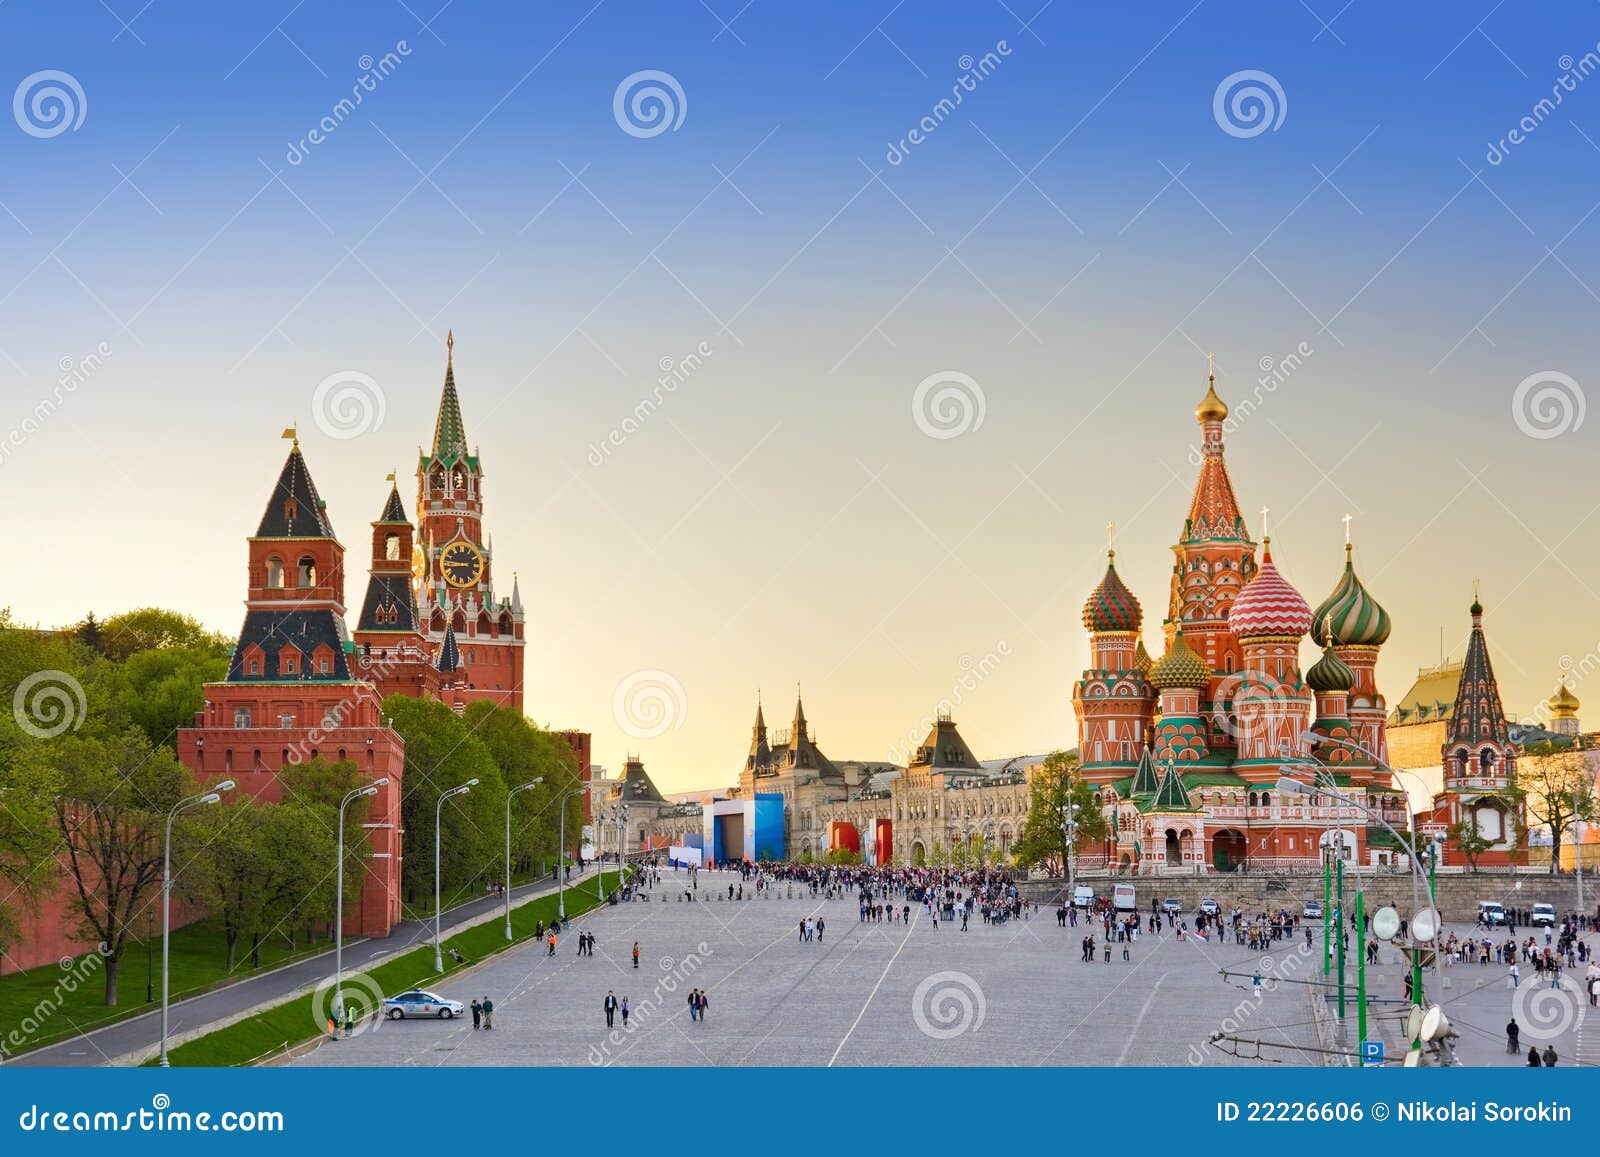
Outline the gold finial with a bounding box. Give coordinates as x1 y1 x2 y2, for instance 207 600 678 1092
446 329 454 354
281 424 298 447
1196 356 1228 423
1342 512 1352 546
386 470 397 484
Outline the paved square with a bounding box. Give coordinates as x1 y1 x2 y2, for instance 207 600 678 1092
290 871 1323 1067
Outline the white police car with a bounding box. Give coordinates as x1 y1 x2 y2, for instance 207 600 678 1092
383 990 465 1020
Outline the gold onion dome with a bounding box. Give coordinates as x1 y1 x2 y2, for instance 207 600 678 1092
1196 378 1228 423
1311 543 1391 647
1149 630 1210 689
1548 681 1580 716
1083 551 1143 633
1306 645 1356 694
1134 638 1154 673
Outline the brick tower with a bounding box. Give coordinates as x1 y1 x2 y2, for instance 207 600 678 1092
417 333 527 710
177 435 405 937
352 480 442 700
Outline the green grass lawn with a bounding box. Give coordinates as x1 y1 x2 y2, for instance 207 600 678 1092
1 917 336 1058
162 869 629 1067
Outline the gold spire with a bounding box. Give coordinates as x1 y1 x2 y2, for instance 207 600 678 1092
281 424 298 447
1196 356 1228 423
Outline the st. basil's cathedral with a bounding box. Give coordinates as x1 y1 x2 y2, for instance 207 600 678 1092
177 334 527 938
1072 369 1419 873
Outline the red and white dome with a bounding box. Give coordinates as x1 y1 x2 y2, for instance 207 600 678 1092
1227 549 1312 639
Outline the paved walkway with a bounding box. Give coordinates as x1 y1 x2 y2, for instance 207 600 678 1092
10 868 604 1067
292 872 1320 1067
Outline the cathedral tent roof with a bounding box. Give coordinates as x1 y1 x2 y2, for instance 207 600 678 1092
255 443 336 540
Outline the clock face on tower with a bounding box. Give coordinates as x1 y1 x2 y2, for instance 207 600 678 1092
441 541 484 588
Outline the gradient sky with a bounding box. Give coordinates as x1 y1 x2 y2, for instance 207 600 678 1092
5 2 1600 792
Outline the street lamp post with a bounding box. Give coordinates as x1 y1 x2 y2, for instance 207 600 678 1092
161 781 234 1067
1060 803 1079 904
434 779 478 973
336 777 387 1018
505 778 544 940
556 786 586 920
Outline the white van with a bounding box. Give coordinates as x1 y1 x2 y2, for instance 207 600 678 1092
1531 903 1557 927
1072 884 1095 909
1478 900 1506 926
1113 883 1137 912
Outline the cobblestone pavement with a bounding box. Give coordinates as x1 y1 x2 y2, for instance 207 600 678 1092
291 872 1323 1067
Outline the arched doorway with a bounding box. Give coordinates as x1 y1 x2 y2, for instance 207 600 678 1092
1164 828 1181 864
1212 829 1247 872
911 840 927 867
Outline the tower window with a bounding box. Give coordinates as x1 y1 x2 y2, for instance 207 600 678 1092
297 556 317 587
278 712 295 728
233 707 252 728
266 557 284 588
385 532 400 561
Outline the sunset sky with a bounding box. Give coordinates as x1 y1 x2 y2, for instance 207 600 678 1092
4 3 1600 792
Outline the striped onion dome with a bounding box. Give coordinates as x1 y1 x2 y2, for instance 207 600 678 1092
1227 547 1312 639
1083 552 1142 633
1310 543 1391 647
1148 630 1210 689
1306 645 1355 694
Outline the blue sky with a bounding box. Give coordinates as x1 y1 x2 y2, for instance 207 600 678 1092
4 1 1600 786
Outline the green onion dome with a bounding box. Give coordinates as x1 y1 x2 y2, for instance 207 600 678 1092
1305 645 1355 694
1148 630 1211 690
1083 552 1142 633
1311 543 1391 647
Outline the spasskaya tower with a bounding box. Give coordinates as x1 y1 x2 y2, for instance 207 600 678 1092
416 332 526 710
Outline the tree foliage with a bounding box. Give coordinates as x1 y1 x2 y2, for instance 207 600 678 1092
1013 751 1109 871
1514 750 1599 875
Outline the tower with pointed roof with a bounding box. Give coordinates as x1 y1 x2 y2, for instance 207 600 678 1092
353 480 442 700
1072 547 1157 782
416 333 527 711
1311 537 1393 765
178 437 407 938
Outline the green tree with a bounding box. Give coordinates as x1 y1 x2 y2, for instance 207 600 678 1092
384 696 504 903
1013 751 1109 871
101 645 228 750
462 703 581 882
1448 819 1491 872
95 608 228 663
1515 751 1598 875
49 729 191 1003
0 718 63 954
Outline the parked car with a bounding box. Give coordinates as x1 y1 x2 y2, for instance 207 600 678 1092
1199 898 1220 917
383 991 465 1020
1303 899 1324 919
1161 898 1182 916
1530 902 1557 927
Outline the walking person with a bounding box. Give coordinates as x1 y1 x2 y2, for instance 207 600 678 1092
1543 1044 1558 1067
687 988 700 1021
481 996 494 1030
621 996 630 1026
633 941 640 969
817 917 825 942
604 990 618 1027
696 989 709 1022
1506 1017 1520 1054
344 1001 355 1038
470 998 482 1030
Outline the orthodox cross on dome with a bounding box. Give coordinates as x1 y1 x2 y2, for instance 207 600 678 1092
1259 505 1270 544
1106 519 1115 557
1207 351 1215 379
1342 513 1352 545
